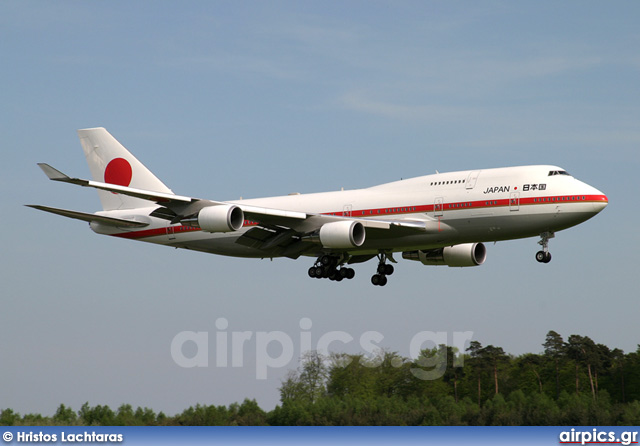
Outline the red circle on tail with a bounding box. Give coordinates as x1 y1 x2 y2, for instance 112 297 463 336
104 158 133 187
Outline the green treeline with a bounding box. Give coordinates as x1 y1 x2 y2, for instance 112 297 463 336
2 331 640 426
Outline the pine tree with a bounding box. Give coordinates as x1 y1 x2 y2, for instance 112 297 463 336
543 330 565 399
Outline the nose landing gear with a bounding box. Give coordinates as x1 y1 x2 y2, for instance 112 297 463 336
536 231 554 263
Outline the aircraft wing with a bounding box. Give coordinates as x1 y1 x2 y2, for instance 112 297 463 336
231 211 435 259
238 206 427 231
35 163 435 256
37 163 431 229
25 205 149 228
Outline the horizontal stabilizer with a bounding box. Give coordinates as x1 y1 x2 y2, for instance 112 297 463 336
26 205 149 228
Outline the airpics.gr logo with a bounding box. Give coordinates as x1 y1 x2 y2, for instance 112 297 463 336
170 317 474 380
559 428 638 445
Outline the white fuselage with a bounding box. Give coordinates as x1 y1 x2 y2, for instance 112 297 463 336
97 165 607 258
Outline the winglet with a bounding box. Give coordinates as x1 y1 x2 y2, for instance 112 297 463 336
37 163 89 187
38 163 72 182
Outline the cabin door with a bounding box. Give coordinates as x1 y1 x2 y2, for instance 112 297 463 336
510 192 520 211
434 197 444 217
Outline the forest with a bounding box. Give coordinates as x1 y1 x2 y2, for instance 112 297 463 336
2 331 639 426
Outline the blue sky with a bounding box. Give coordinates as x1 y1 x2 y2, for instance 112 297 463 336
1 1 639 416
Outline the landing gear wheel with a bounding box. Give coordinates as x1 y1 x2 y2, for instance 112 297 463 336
307 254 355 283
536 232 555 264
308 254 354 283
372 252 394 286
536 251 552 263
376 264 394 275
371 274 388 286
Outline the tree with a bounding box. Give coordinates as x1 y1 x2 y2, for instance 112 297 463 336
279 351 328 404
134 407 157 426
0 409 18 426
466 341 485 405
279 369 305 402
53 404 77 424
442 346 465 403
543 330 565 399
517 353 544 394
235 399 267 426
611 348 627 403
370 350 412 398
115 404 135 425
566 335 598 401
298 351 328 403
406 347 451 402
6 332 640 427
624 346 640 402
326 353 376 400
481 345 509 395
593 343 612 397
177 404 229 425
78 403 115 425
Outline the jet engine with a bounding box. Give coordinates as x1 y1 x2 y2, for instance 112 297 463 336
318 221 366 249
197 205 244 233
402 243 486 267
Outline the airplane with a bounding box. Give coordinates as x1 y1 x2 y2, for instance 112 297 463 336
28 127 608 286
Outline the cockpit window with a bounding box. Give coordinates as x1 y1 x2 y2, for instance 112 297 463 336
548 170 571 176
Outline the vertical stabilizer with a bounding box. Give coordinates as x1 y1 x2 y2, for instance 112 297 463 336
77 127 173 211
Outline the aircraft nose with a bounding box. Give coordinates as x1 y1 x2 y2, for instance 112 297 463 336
588 185 608 214
592 193 608 213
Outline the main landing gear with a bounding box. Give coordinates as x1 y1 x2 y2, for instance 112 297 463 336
308 254 355 282
371 253 394 287
307 252 396 286
536 231 554 263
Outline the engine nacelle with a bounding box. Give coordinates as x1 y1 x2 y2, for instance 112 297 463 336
318 221 366 249
402 243 487 267
197 205 244 233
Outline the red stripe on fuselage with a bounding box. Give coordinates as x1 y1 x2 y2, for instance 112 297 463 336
112 225 201 239
110 194 608 240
